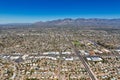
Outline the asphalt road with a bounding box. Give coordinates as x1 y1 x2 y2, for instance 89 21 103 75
65 35 98 80
74 49 98 80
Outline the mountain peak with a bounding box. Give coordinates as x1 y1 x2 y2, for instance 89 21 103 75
34 18 120 28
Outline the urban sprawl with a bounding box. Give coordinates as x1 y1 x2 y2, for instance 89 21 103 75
0 27 120 80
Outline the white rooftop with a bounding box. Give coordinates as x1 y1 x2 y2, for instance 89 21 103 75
86 56 103 61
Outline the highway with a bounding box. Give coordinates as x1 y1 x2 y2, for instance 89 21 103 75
64 34 98 80
73 49 98 80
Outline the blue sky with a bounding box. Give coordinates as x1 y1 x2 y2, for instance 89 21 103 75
0 0 120 23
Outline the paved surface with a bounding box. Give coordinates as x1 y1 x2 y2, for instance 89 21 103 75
73 49 98 80
65 35 98 80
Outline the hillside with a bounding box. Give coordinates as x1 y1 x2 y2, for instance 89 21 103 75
34 18 120 28
0 18 120 29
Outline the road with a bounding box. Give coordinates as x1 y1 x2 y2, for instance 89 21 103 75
73 49 98 80
86 55 120 57
64 34 98 80
10 65 16 80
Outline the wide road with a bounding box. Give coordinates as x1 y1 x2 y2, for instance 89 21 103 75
73 48 98 80
64 34 98 80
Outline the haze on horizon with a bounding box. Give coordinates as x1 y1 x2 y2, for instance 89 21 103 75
0 0 120 24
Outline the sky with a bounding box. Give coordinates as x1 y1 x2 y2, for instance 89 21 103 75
0 0 120 23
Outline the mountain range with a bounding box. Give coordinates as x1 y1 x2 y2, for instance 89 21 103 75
34 18 120 28
1 18 120 29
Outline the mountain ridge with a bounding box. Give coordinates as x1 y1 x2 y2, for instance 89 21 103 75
34 18 120 28
1 18 120 29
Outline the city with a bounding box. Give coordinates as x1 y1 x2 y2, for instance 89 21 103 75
0 27 120 80
0 0 120 80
